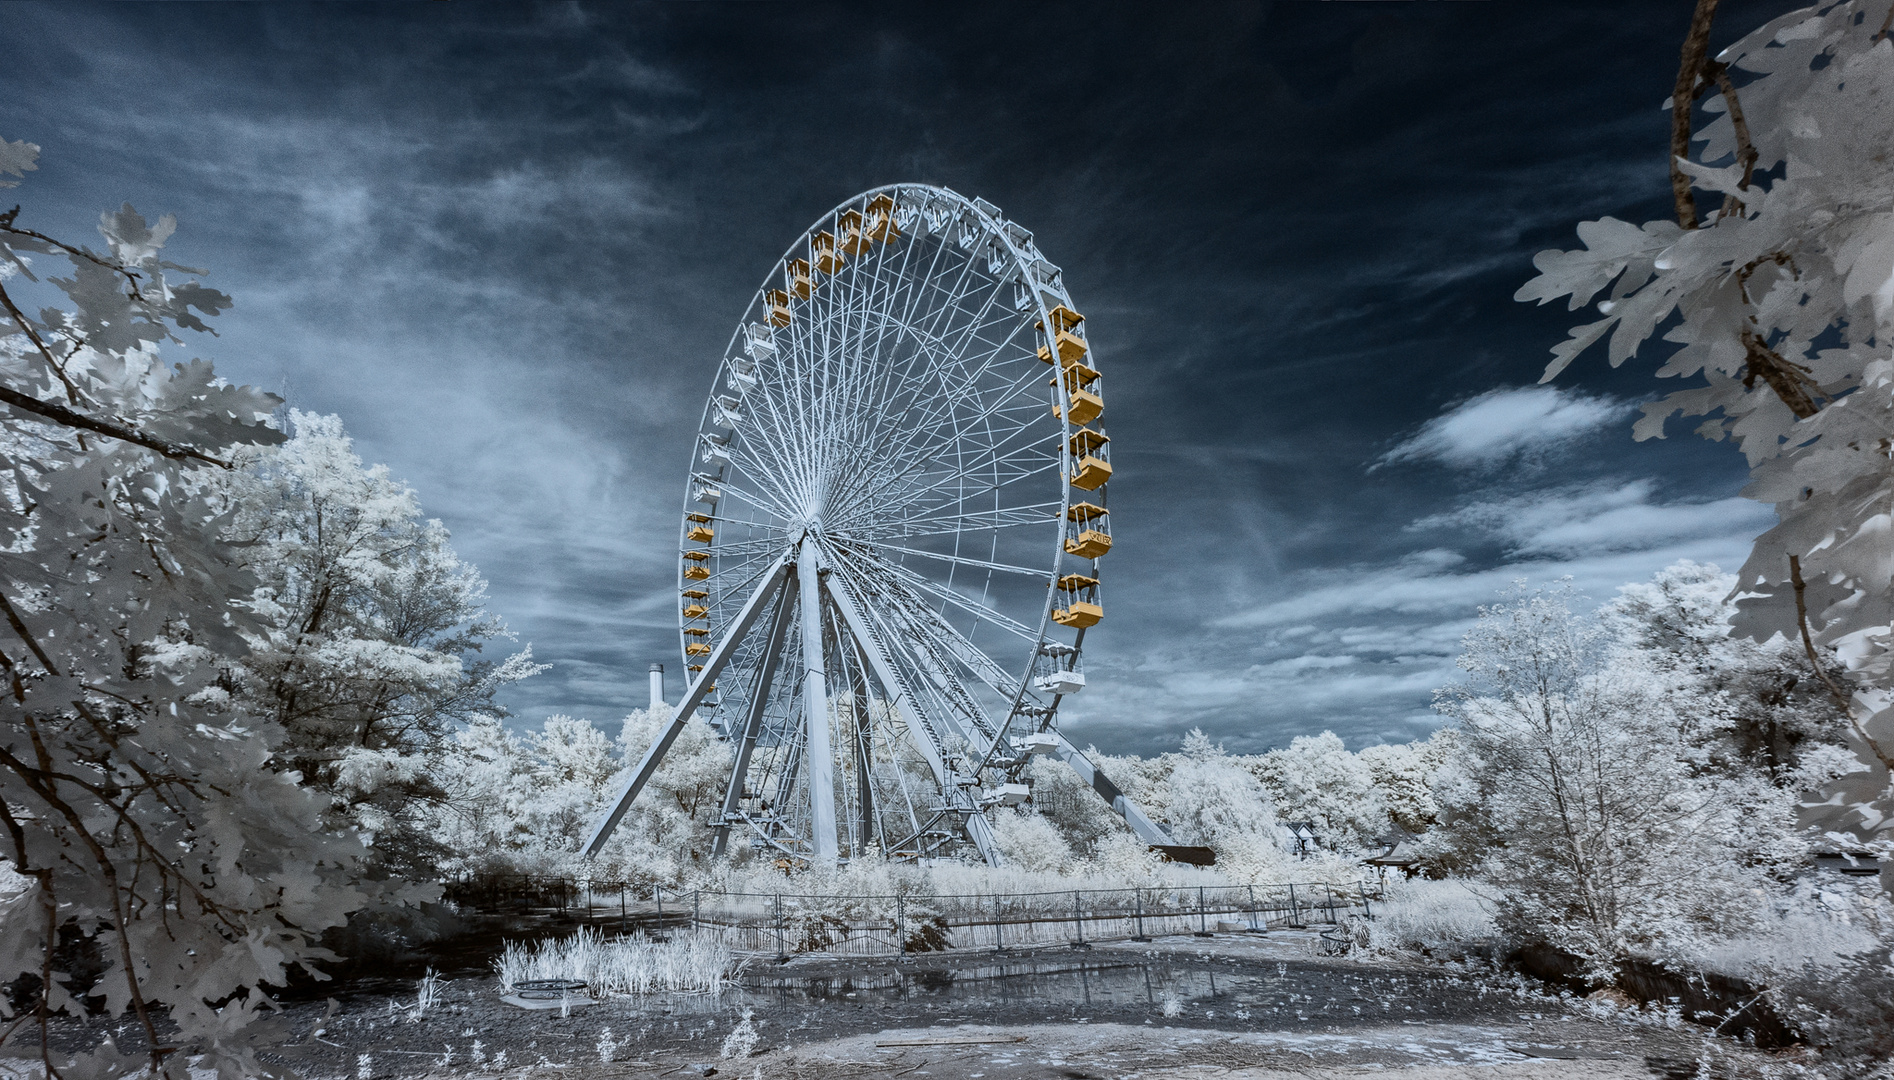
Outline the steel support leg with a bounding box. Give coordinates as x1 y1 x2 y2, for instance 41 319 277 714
798 535 839 865
584 552 792 857
710 586 796 858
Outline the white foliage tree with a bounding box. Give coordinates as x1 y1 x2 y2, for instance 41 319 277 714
1247 731 1387 853
1515 0 1894 871
432 708 729 889
0 138 367 1076
1434 582 1794 974
1606 559 1850 789
214 412 542 876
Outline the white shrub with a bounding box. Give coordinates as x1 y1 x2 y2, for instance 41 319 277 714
1366 877 1497 956
493 927 740 996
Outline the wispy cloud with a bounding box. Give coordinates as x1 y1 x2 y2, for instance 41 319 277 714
1411 480 1773 557
1375 386 1634 471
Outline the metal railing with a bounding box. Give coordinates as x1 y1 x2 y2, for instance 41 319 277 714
445 875 1379 959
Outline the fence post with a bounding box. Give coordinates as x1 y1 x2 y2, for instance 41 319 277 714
1072 891 1086 948
1195 885 1213 937
1286 883 1304 928
1132 887 1149 942
896 895 906 955
693 889 701 933
774 893 787 962
993 894 1005 953
1247 884 1260 933
655 885 665 937
1358 881 1373 921
619 884 627 935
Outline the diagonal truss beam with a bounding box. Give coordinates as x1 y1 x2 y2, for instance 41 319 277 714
584 550 793 858
709 583 797 858
824 569 1003 866
1045 730 1178 847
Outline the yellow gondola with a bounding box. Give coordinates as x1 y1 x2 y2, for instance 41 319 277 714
786 257 813 300
865 193 899 242
765 289 791 327
838 208 868 255
1053 388 1104 426
1064 501 1111 559
812 230 842 274
1052 572 1102 628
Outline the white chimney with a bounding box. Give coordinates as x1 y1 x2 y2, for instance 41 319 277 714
649 663 665 711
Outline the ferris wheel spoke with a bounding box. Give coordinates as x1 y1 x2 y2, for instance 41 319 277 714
849 541 1050 579
865 558 1040 644
860 501 1062 539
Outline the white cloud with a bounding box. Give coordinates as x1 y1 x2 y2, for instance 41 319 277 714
1411 479 1776 557
1376 385 1633 470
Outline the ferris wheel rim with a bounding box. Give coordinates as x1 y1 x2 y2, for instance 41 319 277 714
665 182 1118 863
677 183 1098 696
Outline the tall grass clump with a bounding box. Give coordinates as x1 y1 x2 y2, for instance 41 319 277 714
495 927 741 996
1366 877 1497 959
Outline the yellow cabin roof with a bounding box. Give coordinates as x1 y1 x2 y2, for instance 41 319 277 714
685 566 710 580
683 550 711 561
1048 304 1083 332
1067 501 1108 522
1058 573 1099 591
682 588 708 599
1053 362 1099 390
686 512 712 523
686 642 712 655
683 626 708 637
1068 429 1109 454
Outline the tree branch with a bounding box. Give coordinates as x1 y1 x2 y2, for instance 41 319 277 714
0 280 83 406
1788 555 1894 774
1739 328 1821 419
1707 60 1759 217
1671 0 1723 230
0 588 60 676
0 383 227 467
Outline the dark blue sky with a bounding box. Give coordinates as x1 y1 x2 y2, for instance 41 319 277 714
2 1 1795 754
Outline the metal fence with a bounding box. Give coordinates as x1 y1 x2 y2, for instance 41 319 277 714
446 875 1380 960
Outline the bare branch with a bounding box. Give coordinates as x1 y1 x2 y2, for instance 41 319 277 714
1671 0 1722 230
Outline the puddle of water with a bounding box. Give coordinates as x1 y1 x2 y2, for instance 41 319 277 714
629 959 1460 1025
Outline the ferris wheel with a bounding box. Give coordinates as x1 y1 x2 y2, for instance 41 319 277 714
585 185 1188 866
